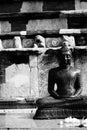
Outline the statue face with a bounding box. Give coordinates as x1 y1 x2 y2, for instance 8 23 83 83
63 53 71 65
60 52 72 66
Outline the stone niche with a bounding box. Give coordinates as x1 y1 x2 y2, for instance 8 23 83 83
0 47 87 99
38 48 87 98
0 52 39 99
0 50 57 99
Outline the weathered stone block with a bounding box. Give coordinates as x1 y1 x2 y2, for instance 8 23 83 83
68 17 87 29
46 37 62 48
0 2 22 13
21 1 43 12
14 36 22 48
43 0 75 11
30 67 39 98
0 21 11 33
29 56 38 67
38 54 58 98
1 63 31 99
81 1 87 9
75 0 81 9
74 54 87 96
29 55 39 98
5 64 17 82
11 20 27 31
22 38 34 48
26 18 67 31
0 39 3 50
0 83 30 99
2 39 14 48
75 0 87 10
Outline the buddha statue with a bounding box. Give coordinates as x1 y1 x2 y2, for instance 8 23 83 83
34 36 87 119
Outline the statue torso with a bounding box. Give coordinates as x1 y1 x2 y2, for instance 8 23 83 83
51 67 80 97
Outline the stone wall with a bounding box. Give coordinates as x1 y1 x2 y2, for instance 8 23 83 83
0 0 86 99
0 41 87 99
74 50 87 96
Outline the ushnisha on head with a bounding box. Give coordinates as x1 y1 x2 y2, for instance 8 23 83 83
34 35 45 48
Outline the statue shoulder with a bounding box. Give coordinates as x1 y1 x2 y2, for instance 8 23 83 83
49 67 59 74
70 67 81 76
72 67 81 76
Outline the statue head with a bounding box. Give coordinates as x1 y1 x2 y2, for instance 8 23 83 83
59 35 75 66
60 48 72 66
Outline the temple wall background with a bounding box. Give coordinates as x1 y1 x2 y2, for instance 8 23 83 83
0 0 86 99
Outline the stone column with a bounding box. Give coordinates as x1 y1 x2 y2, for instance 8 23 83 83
14 36 22 48
29 55 39 99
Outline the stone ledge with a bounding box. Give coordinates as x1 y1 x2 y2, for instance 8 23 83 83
0 46 86 52
0 10 87 20
0 98 36 109
0 29 87 38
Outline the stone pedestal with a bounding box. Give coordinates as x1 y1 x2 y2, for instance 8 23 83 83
34 96 87 119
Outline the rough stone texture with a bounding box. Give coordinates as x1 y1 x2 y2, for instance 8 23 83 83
29 56 39 98
29 55 38 67
21 1 43 12
0 52 31 99
30 67 39 98
0 82 30 99
2 63 31 99
74 51 87 96
2 39 14 48
75 0 81 9
0 21 11 33
46 37 62 48
0 50 87 99
43 0 75 11
5 64 30 83
11 20 27 31
22 38 34 48
26 18 67 31
38 53 58 98
0 54 7 84
68 17 87 29
80 1 87 9
0 1 22 13
0 39 3 49
75 0 87 10
14 36 22 49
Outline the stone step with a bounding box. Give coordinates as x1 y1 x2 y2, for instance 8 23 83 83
0 10 87 20
34 108 87 119
0 99 36 109
0 108 37 114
